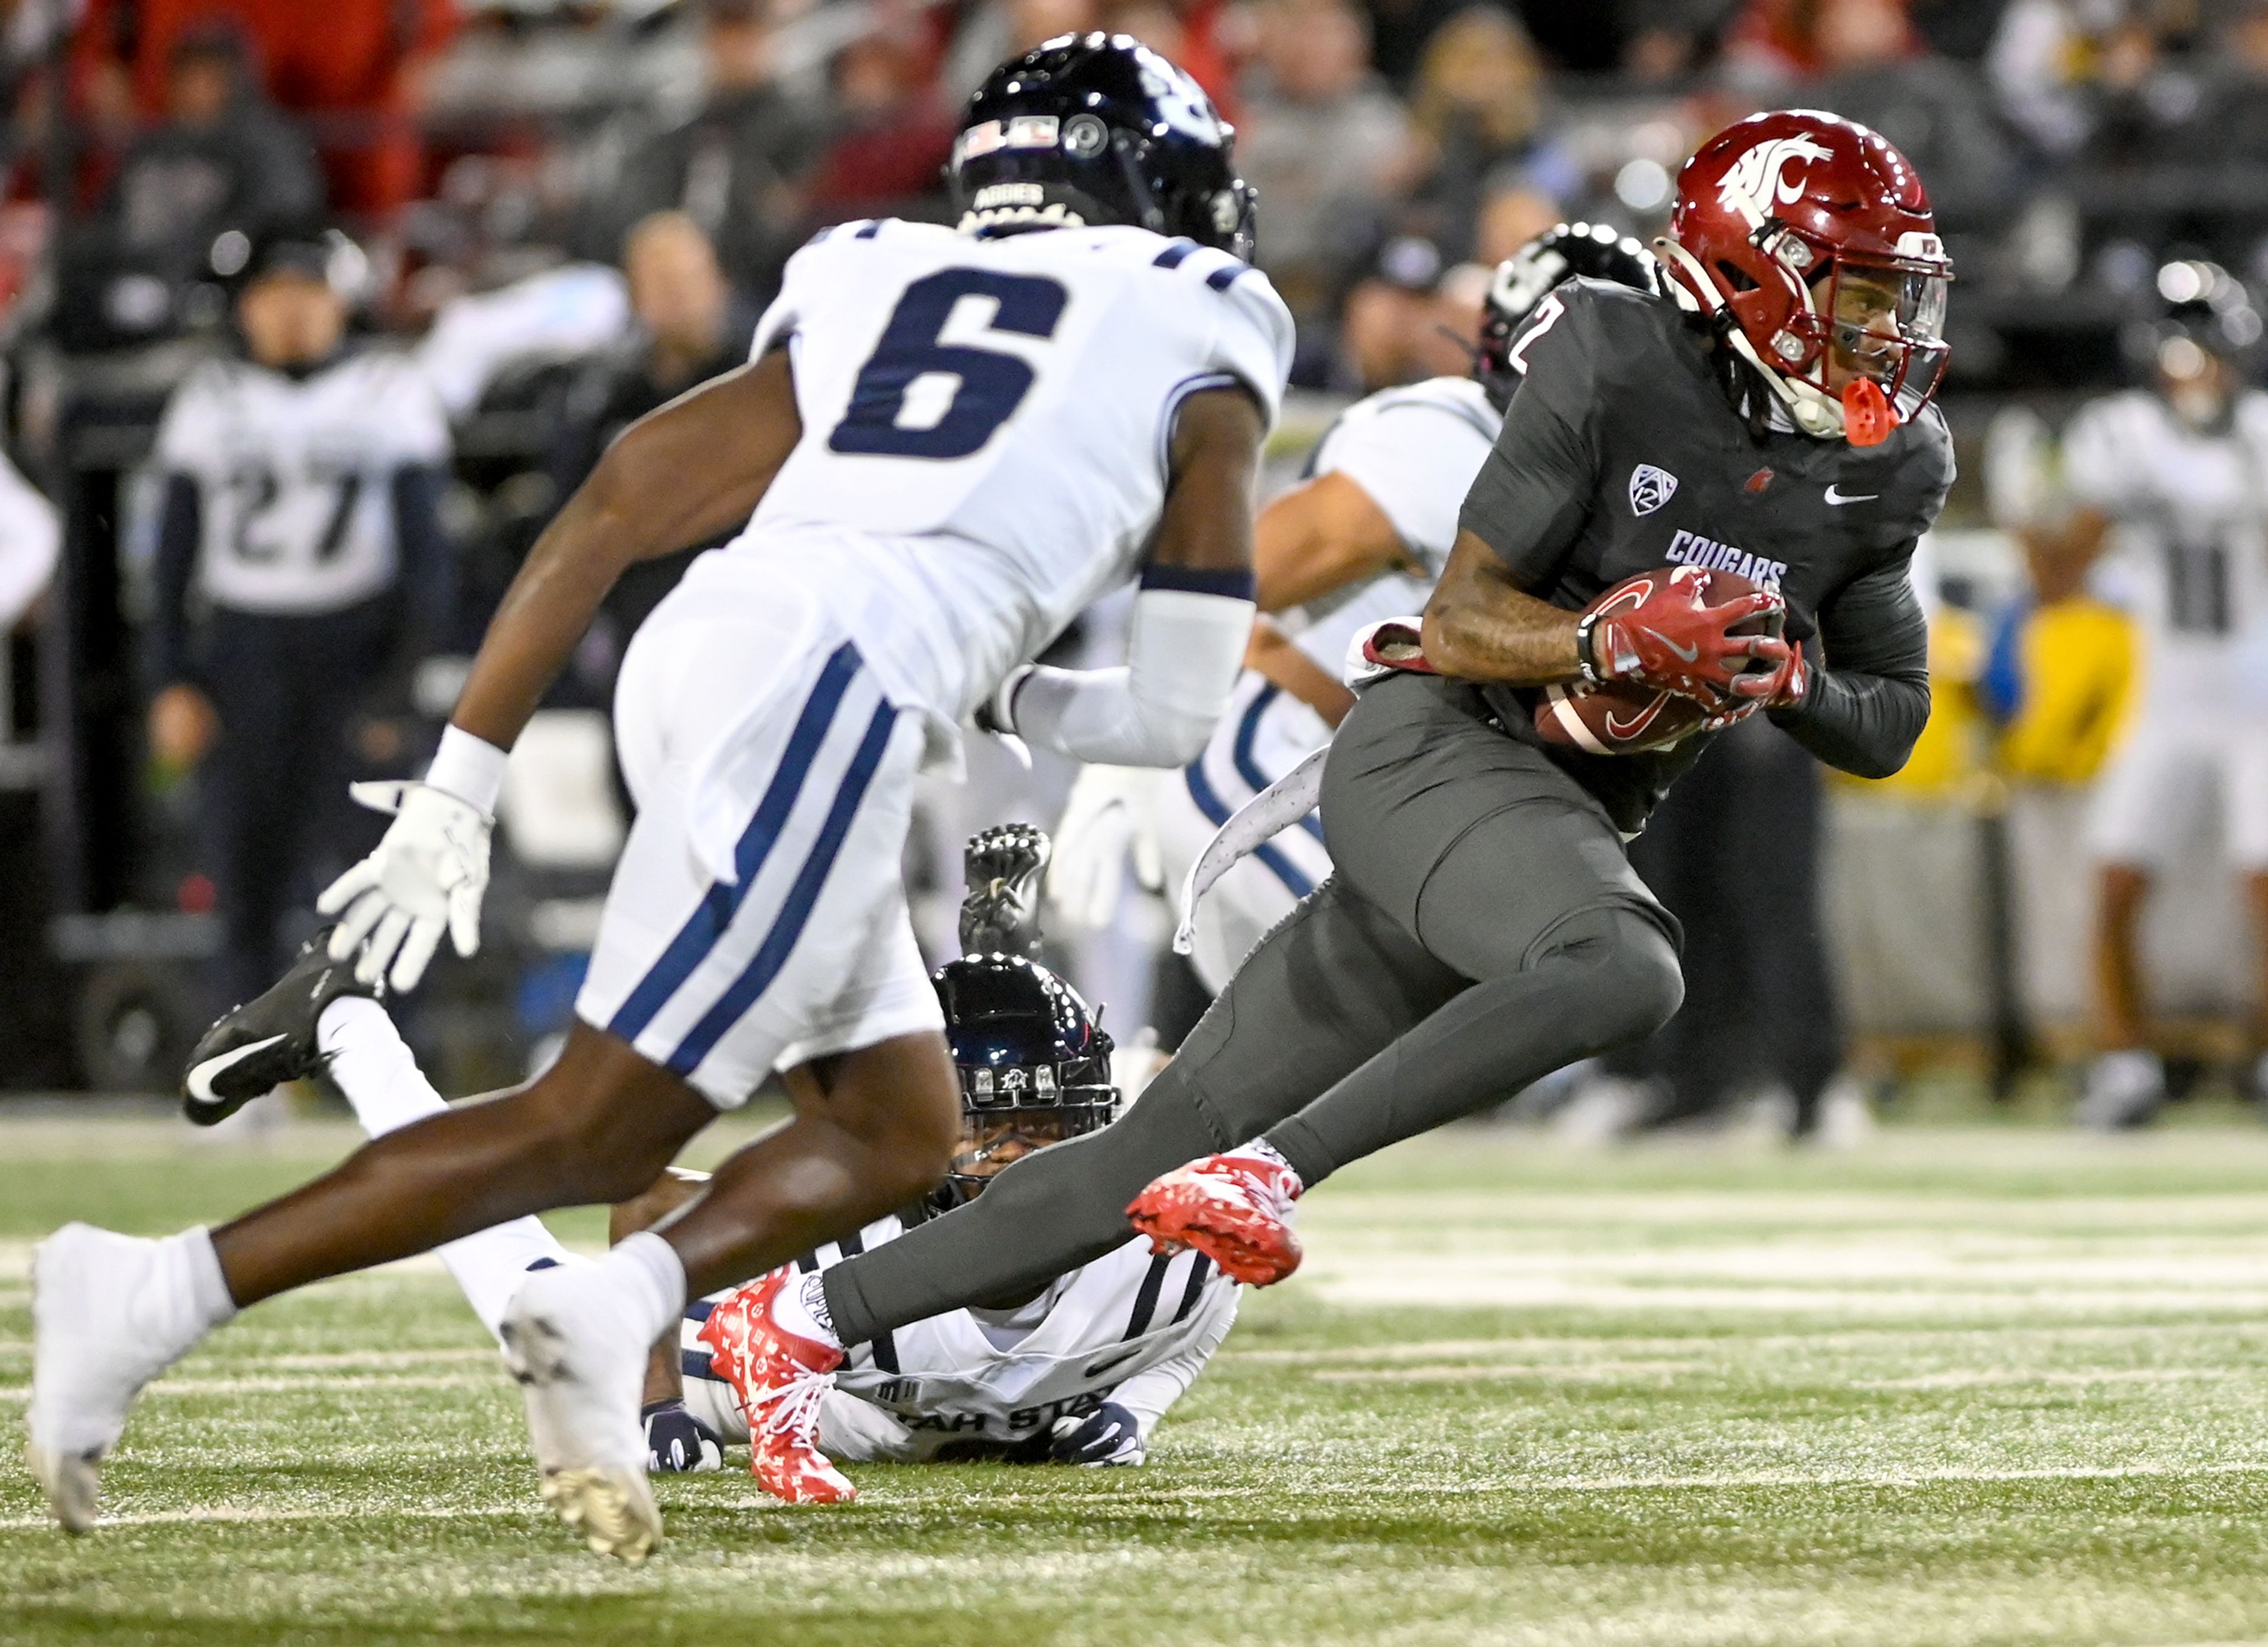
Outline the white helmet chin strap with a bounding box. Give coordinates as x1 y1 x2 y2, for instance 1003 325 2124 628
1654 236 1846 440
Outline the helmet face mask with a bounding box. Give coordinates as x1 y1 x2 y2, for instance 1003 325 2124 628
1660 110 1952 442
949 34 1255 260
930 953 1119 1209
1783 250 1951 419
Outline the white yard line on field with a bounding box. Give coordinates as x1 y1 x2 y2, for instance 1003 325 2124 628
0 1371 504 1403
1308 1359 1703 1382
1859 1366 2241 1390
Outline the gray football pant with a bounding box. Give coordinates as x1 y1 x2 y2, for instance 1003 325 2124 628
823 674 1684 1346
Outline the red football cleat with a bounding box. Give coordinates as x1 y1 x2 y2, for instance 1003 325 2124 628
1125 1147 1304 1286
696 1268 856 1505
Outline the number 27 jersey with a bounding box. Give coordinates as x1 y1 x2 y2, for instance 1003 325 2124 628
724 219 1293 727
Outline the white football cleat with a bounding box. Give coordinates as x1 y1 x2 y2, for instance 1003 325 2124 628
25 1224 219 1532
498 1267 660 1563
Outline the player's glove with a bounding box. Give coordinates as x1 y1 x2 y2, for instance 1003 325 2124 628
1700 632 1813 732
1575 566 1790 704
318 781 493 992
1735 637 1811 708
643 1399 724 1473
1049 1402 1145 1467
1047 765 1165 932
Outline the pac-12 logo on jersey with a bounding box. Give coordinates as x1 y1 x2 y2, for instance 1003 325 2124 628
1628 464 1679 517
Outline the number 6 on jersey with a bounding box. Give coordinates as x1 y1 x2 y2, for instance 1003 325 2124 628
830 269 1069 460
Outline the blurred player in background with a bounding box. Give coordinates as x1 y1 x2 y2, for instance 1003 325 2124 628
30 35 1288 1561
1052 225 1659 996
728 113 1953 1474
145 226 455 1012
2050 262 2268 1129
631 827 1235 1485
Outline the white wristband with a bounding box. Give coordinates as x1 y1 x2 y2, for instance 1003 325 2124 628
425 725 509 814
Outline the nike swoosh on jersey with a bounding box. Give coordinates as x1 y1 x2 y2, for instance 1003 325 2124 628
184 1034 288 1105
1640 627 1699 662
1824 485 1877 505
1082 1349 1140 1380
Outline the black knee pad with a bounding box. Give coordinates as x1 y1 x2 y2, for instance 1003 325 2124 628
1532 903 1685 1048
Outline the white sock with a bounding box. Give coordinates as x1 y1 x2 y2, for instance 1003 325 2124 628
773 1270 843 1349
597 1232 688 1349
437 1230 582 1340
167 1226 239 1338
321 995 578 1339
320 997 446 1137
1233 1138 1302 1187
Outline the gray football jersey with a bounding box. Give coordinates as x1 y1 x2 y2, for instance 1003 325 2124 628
1456 278 1952 829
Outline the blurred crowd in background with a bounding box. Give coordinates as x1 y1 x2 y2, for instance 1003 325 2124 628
4 0 2268 1136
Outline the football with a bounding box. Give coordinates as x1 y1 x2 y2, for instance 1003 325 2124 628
1531 567 1782 755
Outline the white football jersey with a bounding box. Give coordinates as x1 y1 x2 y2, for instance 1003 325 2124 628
2062 388 2268 713
679 1213 1237 1463
153 352 451 616
684 217 1293 735
1200 375 1503 791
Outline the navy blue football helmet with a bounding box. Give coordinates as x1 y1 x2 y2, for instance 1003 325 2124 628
1475 222 1659 412
930 953 1117 1209
949 33 1255 260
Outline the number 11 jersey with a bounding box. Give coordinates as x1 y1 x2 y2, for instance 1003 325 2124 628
718 217 1293 731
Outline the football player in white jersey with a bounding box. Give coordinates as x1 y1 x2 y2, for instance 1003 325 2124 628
1050 226 1659 993
146 226 455 1012
2059 263 2268 1128
162 829 1230 1483
628 827 1234 1483
29 35 1290 1560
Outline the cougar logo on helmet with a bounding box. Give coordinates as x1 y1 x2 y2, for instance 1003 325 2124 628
1717 135 1834 227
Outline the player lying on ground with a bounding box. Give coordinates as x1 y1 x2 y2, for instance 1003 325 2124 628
628 831 1232 1493
27 35 1289 1560
1050 224 1660 992
705 109 1958 1502
665 856 1232 1486
165 831 1232 1495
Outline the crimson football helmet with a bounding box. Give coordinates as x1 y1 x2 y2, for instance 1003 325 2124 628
1657 109 1951 445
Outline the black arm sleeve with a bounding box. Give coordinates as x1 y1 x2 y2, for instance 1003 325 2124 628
1455 290 1601 591
391 465 457 656
149 473 201 688
1768 552 1931 780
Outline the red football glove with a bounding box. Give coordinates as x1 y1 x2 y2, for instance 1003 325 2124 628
1701 636 1808 732
1578 566 1790 703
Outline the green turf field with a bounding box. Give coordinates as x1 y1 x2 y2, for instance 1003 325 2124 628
9 1114 2268 1646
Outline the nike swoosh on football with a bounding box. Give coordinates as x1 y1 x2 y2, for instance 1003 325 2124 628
1640 627 1699 662
1824 485 1877 505
1604 692 1671 740
185 1034 288 1105
1083 1350 1139 1379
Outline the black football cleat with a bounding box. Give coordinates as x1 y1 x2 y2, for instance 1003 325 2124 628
182 927 375 1126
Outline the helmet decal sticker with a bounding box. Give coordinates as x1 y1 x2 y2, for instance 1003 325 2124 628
1716 135 1835 229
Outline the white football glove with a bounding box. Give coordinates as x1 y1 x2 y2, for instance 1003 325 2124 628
1047 764 1164 931
318 780 493 992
